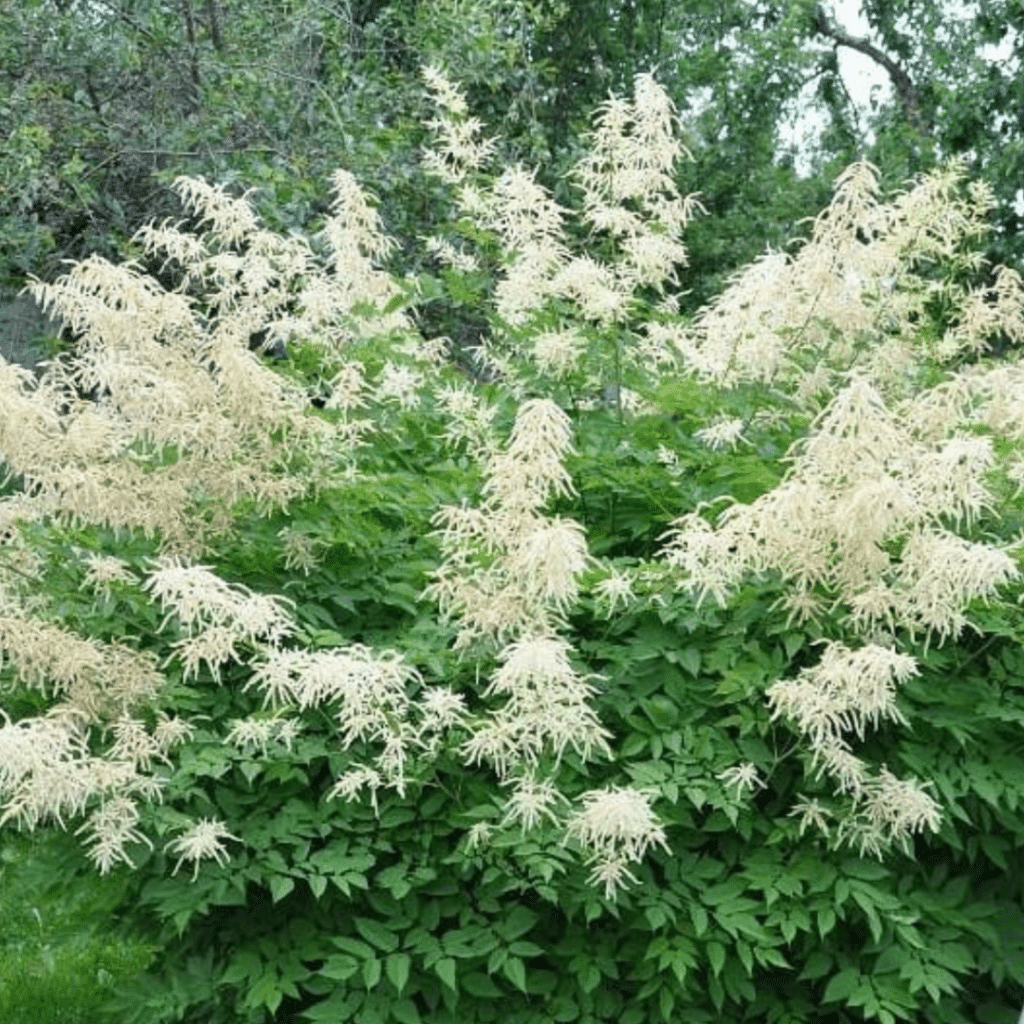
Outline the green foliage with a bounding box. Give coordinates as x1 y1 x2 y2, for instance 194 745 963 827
9 373 1024 1023
5 58 1024 1024
22 487 1024 1024
0 0 557 289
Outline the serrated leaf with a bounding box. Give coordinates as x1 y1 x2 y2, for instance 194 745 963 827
508 941 544 958
391 999 420 1024
708 973 725 1011
248 971 283 1014
220 949 261 985
678 647 701 677
300 990 357 1021
462 971 503 998
659 985 675 1019
822 967 860 1003
668 949 690 985
320 954 359 980
645 905 668 930
874 945 908 974
270 875 295 903
620 733 647 757
495 905 537 941
386 952 411 994
701 879 747 904
644 694 678 728
580 963 601 993
690 903 708 936
331 936 374 960
840 859 890 882
798 950 832 981
850 890 883 943
736 940 753 975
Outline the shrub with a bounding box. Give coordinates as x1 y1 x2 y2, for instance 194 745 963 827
2 69 1024 1024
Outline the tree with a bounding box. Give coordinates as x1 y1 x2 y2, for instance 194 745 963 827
518 0 1024 305
0 0 552 289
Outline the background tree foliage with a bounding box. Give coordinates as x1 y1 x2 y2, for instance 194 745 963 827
4 0 1023 306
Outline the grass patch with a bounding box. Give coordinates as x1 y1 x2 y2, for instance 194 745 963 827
0 829 154 1024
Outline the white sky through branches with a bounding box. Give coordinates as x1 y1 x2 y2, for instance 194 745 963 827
785 1 1018 176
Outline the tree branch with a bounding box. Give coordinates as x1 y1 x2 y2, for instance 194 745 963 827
813 4 929 134
205 0 224 53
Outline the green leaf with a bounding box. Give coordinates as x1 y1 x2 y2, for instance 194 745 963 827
690 903 709 936
248 971 283 1014
644 694 678 728
434 957 457 991
495 906 537 942
706 941 726 978
320 954 359 981
507 941 544 958
502 956 527 992
736 940 753 976
678 647 701 677
385 952 411 995
302 990 360 1021
620 733 647 757
659 985 675 1019
798 950 832 981
874 945 909 974
850 889 883 943
376 863 412 899
270 875 295 903
362 956 382 990
701 878 747 904
332 936 375 960
355 917 400 953
645 905 668 930
461 972 503 998
391 999 421 1024
580 963 602 993
220 949 261 985
841 859 890 882
667 948 692 985
823 967 860 1003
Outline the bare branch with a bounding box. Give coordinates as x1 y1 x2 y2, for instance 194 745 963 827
814 4 929 133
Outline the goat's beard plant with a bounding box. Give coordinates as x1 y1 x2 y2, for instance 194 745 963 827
0 64 1024 1021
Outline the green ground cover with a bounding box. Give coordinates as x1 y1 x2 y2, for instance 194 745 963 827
0 831 152 1024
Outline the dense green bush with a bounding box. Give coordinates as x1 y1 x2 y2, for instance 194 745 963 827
3 70 1024 1024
